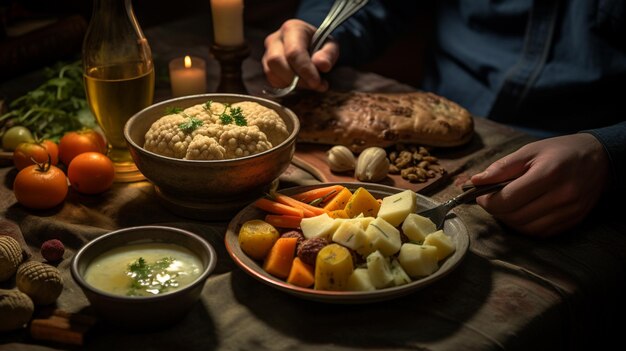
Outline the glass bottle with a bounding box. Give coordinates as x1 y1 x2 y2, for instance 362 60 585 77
82 0 154 182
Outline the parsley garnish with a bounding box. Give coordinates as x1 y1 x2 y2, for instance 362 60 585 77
165 106 183 115
230 107 247 126
126 257 178 296
179 116 203 133
218 103 247 126
219 107 233 125
203 100 212 112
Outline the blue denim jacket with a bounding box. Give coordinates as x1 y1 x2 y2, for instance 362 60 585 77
297 0 625 195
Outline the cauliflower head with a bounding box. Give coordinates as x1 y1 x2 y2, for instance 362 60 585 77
143 100 288 160
185 135 225 160
232 101 289 146
184 101 227 124
143 114 197 158
219 124 272 158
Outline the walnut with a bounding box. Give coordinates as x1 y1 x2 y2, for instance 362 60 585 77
16 261 63 305
394 151 412 168
0 289 34 332
386 143 446 183
0 235 23 282
297 237 329 266
389 164 400 174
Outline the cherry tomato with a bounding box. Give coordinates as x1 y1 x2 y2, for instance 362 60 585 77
2 126 34 150
13 161 68 210
67 152 115 194
13 140 59 170
58 129 107 166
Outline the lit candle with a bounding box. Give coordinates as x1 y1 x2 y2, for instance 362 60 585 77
169 56 207 97
210 0 244 46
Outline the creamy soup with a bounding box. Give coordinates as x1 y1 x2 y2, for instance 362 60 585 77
84 243 203 297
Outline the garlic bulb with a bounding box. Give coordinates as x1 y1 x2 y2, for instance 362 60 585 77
327 145 356 172
355 147 390 182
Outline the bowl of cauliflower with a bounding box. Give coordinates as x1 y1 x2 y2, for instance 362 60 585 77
124 93 300 219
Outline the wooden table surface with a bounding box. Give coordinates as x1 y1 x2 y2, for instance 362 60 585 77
1 13 625 351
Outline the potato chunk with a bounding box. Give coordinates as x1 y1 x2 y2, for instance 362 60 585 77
390 259 412 286
332 221 367 252
300 213 341 240
398 243 438 278
347 268 376 291
238 219 279 260
401 213 436 243
364 217 401 256
314 244 354 290
377 190 417 226
423 230 455 261
366 250 394 289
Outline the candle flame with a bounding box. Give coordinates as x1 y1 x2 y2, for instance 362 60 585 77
184 55 192 68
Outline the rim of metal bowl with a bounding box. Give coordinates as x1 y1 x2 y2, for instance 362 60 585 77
123 93 300 164
70 225 217 301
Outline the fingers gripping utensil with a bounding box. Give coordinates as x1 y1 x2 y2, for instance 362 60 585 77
262 0 369 98
417 181 513 230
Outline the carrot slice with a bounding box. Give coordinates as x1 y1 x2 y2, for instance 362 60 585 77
254 198 304 217
287 257 315 288
273 192 327 217
291 185 346 205
263 237 298 279
322 187 353 212
327 209 349 219
265 214 302 229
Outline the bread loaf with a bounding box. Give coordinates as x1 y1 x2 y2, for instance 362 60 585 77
285 91 474 152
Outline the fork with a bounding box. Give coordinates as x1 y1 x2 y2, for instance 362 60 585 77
417 180 513 230
262 0 369 98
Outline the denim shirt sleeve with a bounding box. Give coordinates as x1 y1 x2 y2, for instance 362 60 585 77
296 0 418 66
582 122 626 196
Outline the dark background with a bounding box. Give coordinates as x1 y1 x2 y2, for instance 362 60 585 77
0 0 430 87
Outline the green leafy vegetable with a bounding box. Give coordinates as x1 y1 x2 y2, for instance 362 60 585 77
219 103 233 125
218 103 247 126
0 61 96 142
126 256 179 296
230 107 247 126
219 113 233 125
178 116 203 133
165 106 183 115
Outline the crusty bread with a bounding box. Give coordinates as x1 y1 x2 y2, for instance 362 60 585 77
285 91 474 152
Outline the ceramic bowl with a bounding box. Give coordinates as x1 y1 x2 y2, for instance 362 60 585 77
124 93 300 220
225 182 470 303
71 225 217 330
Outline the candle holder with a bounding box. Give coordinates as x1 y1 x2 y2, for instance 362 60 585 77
210 43 250 94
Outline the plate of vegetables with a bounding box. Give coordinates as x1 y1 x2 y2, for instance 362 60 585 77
224 182 469 303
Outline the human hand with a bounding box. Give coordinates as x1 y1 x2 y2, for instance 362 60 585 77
470 133 610 237
262 19 340 92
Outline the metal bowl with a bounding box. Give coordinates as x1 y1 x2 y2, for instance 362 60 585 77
124 93 300 220
70 225 217 330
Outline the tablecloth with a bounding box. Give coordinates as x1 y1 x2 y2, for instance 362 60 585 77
2 13 625 351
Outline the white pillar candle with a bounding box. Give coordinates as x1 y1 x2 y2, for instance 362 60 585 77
169 56 207 97
210 0 244 46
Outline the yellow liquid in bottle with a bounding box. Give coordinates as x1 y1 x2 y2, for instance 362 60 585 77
84 63 154 181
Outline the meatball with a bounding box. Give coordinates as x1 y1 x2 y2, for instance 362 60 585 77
297 237 329 266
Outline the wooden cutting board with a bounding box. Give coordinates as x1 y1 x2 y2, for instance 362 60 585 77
292 143 445 194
